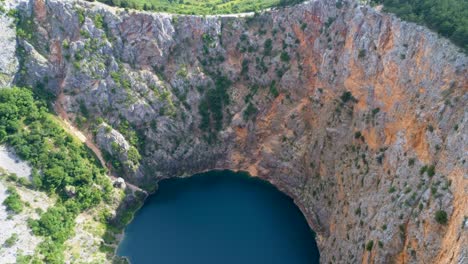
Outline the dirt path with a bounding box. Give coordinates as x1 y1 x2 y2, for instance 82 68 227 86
54 93 107 168
54 92 147 195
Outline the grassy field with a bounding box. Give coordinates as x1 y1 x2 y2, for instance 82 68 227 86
98 0 304 15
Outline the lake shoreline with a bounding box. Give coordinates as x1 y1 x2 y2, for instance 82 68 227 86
116 170 319 264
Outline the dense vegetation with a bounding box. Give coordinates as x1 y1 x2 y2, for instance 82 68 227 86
371 0 468 52
96 0 304 15
0 87 112 263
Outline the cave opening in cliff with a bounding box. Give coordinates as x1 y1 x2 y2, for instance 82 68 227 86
117 170 320 264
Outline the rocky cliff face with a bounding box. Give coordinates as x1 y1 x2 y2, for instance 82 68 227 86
3 0 467 262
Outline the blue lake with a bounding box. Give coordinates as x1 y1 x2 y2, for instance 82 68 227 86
117 170 320 264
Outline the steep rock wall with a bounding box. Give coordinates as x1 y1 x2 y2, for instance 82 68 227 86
9 0 468 263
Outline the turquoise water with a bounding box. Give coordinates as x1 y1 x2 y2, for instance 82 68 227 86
117 170 320 264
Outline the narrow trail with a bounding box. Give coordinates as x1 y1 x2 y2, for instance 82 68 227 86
54 91 147 195
54 92 107 167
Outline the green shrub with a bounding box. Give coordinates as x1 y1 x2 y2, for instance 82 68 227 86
127 146 141 166
435 210 448 225
340 91 355 103
336 0 343 8
62 40 69 49
176 65 188 78
93 14 104 29
243 103 258 121
355 207 361 215
269 81 279 98
420 164 435 177
419 165 428 175
366 240 374 251
3 187 23 214
77 9 85 24
371 107 380 117
358 49 366 59
354 131 362 139
3 233 18 247
426 165 436 177
263 39 273 56
280 51 290 62
241 59 249 75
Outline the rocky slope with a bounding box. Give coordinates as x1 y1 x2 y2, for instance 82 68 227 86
0 147 52 263
1 0 467 262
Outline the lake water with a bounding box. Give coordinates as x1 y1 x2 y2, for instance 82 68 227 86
117 170 320 264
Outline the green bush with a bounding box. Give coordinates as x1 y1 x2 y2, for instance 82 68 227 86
264 39 273 56
340 91 356 103
420 164 435 177
358 49 366 59
127 146 141 166
435 210 448 225
3 233 18 247
93 14 104 29
366 240 374 251
426 164 435 177
3 187 23 214
354 131 362 139
419 165 428 175
269 81 279 98
280 51 290 62
243 103 258 121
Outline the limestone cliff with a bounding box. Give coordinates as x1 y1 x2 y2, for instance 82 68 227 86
3 0 467 263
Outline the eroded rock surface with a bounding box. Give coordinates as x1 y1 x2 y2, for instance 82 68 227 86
0 1 19 87
5 0 468 263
